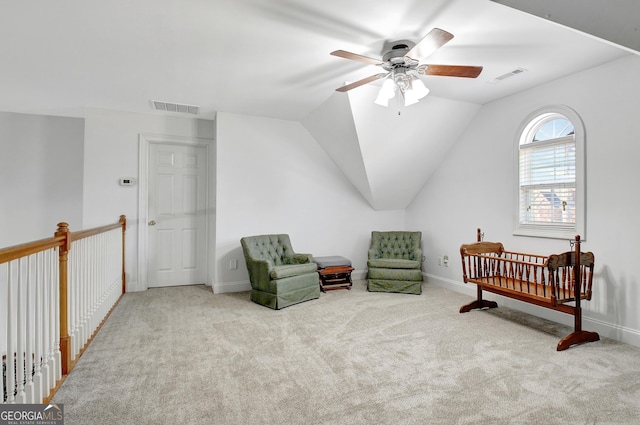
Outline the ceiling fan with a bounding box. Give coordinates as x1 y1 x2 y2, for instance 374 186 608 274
331 28 483 106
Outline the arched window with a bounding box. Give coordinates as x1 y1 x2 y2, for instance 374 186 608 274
514 105 585 239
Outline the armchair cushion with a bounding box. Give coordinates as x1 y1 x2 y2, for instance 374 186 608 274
270 263 318 279
367 258 420 269
368 267 422 281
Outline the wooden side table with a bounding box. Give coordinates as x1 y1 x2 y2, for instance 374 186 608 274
314 256 353 292
318 265 354 292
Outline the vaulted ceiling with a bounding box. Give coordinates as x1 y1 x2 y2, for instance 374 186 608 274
0 0 634 210
492 0 640 53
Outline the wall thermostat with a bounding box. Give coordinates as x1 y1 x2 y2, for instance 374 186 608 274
119 177 136 186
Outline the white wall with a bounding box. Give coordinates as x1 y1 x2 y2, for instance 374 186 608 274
214 112 405 293
0 111 84 246
0 111 84 357
407 54 640 347
82 108 215 291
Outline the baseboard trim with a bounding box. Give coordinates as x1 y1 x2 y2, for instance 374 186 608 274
352 269 367 280
125 281 145 293
213 280 251 294
425 273 640 348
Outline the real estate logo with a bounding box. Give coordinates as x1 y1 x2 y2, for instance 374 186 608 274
0 403 63 425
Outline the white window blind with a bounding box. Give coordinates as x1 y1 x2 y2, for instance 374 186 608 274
519 135 575 228
514 107 585 239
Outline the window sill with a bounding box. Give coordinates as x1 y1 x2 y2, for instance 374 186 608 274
513 225 584 241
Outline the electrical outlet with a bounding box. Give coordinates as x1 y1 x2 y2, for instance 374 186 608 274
437 257 443 266
230 259 238 270
443 255 449 267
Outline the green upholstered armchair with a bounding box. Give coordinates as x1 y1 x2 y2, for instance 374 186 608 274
367 231 423 295
240 234 320 309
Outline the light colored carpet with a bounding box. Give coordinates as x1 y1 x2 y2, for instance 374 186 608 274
52 281 640 425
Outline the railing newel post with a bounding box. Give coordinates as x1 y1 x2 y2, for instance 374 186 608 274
120 215 126 293
55 222 72 376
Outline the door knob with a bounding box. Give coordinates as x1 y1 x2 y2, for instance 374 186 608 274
148 220 157 226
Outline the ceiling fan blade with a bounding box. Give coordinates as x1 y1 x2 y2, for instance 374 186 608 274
423 65 483 78
336 73 387 92
405 28 454 61
331 50 383 66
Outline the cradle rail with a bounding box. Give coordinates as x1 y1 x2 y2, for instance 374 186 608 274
459 228 599 351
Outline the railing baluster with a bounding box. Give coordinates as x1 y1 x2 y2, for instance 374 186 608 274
33 252 43 403
77 242 82 353
69 245 77 358
47 248 57 391
53 246 61 384
7 263 16 404
41 251 51 397
16 258 25 403
25 255 35 403
78 238 85 354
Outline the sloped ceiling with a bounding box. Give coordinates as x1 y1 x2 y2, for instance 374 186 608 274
491 0 640 53
301 91 374 206
303 88 480 210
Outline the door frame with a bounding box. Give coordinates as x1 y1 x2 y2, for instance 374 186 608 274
137 133 213 291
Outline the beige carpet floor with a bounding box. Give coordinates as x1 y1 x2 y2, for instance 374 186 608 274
52 281 640 424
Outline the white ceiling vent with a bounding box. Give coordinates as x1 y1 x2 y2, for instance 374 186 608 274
487 68 527 84
152 100 200 114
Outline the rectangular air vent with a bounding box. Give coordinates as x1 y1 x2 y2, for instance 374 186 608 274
487 68 527 84
152 100 200 115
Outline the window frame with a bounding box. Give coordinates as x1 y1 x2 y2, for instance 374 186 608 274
513 105 586 240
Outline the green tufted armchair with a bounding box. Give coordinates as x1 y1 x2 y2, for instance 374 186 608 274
240 234 320 309
367 231 423 294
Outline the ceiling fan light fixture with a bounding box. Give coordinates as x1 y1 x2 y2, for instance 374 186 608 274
403 78 427 106
376 73 429 108
375 78 396 106
393 69 411 91
411 77 430 99
381 78 396 96
403 90 421 106
374 93 390 107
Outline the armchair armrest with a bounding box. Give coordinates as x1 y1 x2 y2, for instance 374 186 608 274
291 253 313 264
413 248 423 262
247 258 273 291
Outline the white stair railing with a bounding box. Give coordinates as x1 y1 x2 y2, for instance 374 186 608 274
1 216 126 404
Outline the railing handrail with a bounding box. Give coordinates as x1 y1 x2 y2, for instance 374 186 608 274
0 236 65 264
0 215 127 263
68 215 127 243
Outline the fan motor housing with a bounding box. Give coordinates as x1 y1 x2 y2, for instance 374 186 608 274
382 40 417 68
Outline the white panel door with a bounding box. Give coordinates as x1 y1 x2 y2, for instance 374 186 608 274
147 143 207 287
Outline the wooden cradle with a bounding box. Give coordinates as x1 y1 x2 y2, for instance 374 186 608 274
459 229 599 351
